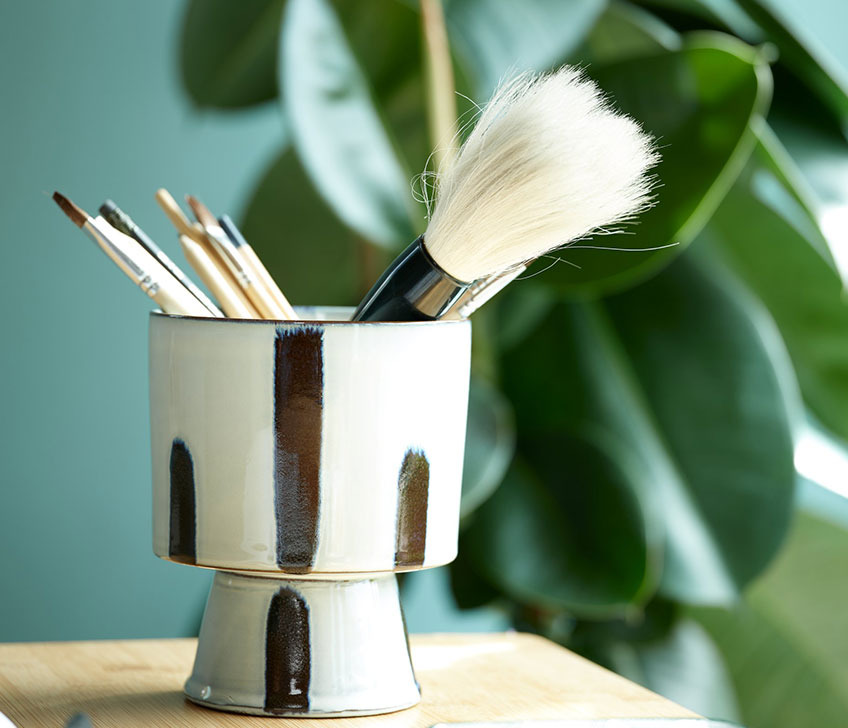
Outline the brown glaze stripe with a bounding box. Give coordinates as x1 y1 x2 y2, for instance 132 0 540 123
265 586 311 713
273 327 323 573
394 448 430 566
168 438 197 565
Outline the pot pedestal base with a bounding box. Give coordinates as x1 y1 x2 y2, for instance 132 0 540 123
185 571 420 717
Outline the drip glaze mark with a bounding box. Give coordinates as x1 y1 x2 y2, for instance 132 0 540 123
273 328 323 572
265 587 311 713
169 438 197 564
394 448 430 566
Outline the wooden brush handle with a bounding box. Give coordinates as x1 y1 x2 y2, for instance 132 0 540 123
179 236 255 319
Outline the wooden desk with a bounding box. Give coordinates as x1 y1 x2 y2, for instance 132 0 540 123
0 633 697 727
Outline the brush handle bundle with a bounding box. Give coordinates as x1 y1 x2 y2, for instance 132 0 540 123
55 67 657 325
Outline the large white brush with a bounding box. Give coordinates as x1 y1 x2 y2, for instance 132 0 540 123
352 67 659 322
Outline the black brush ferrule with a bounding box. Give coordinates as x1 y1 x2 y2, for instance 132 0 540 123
219 214 248 248
352 236 469 321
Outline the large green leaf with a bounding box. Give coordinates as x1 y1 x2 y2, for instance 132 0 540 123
279 0 418 249
179 0 283 109
330 0 443 196
736 0 848 122
634 0 761 37
461 377 515 519
239 147 370 306
768 99 848 285
577 1 681 66
445 0 607 100
702 139 848 444
464 441 653 615
599 617 741 721
497 251 797 607
537 34 771 296
694 513 848 728
330 0 423 102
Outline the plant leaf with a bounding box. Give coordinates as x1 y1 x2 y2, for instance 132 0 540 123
332 0 478 189
538 34 771 296
330 0 423 101
445 0 607 100
694 513 848 728
577 1 681 66
768 98 848 284
635 0 761 37
279 0 418 249
464 442 653 615
179 0 283 109
449 535 503 609
498 251 797 607
461 377 516 519
701 136 848 444
607 618 741 721
736 0 848 122
239 147 367 306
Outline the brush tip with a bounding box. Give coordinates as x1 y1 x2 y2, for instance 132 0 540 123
99 199 119 218
424 67 659 281
185 194 217 228
53 191 88 228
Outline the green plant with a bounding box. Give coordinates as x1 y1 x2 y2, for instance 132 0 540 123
179 1 848 724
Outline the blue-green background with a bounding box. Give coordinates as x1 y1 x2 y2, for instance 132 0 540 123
0 1 503 641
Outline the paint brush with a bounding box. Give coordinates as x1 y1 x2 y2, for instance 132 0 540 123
178 234 255 318
155 188 260 317
218 214 297 319
154 187 206 244
53 192 212 317
352 67 659 321
186 195 292 320
99 200 222 317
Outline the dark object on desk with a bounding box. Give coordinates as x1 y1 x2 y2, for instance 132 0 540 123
65 714 93 728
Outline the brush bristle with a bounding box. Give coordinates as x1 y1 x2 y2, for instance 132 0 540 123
423 68 659 282
53 191 88 228
185 195 217 229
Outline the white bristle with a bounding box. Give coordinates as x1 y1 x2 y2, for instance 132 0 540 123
424 67 660 283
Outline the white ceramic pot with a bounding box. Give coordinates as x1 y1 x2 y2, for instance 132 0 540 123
149 307 471 716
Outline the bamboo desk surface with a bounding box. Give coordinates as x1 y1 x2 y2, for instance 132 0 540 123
0 633 698 727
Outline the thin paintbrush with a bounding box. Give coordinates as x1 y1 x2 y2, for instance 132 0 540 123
352 67 659 321
154 187 206 244
53 192 212 317
218 214 297 319
186 195 291 320
99 200 223 317
179 234 255 318
155 188 260 317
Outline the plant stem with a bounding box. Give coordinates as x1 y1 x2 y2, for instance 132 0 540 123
420 0 458 169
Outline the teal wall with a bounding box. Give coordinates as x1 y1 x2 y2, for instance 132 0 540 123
0 1 282 641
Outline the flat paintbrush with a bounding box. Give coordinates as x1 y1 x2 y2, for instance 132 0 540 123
99 200 222 317
352 67 659 321
53 192 212 317
186 195 292 320
155 188 260 317
218 214 297 319
178 234 255 318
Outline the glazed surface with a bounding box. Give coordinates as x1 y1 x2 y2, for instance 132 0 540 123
150 312 471 574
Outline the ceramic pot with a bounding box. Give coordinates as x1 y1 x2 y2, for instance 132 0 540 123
149 307 471 716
